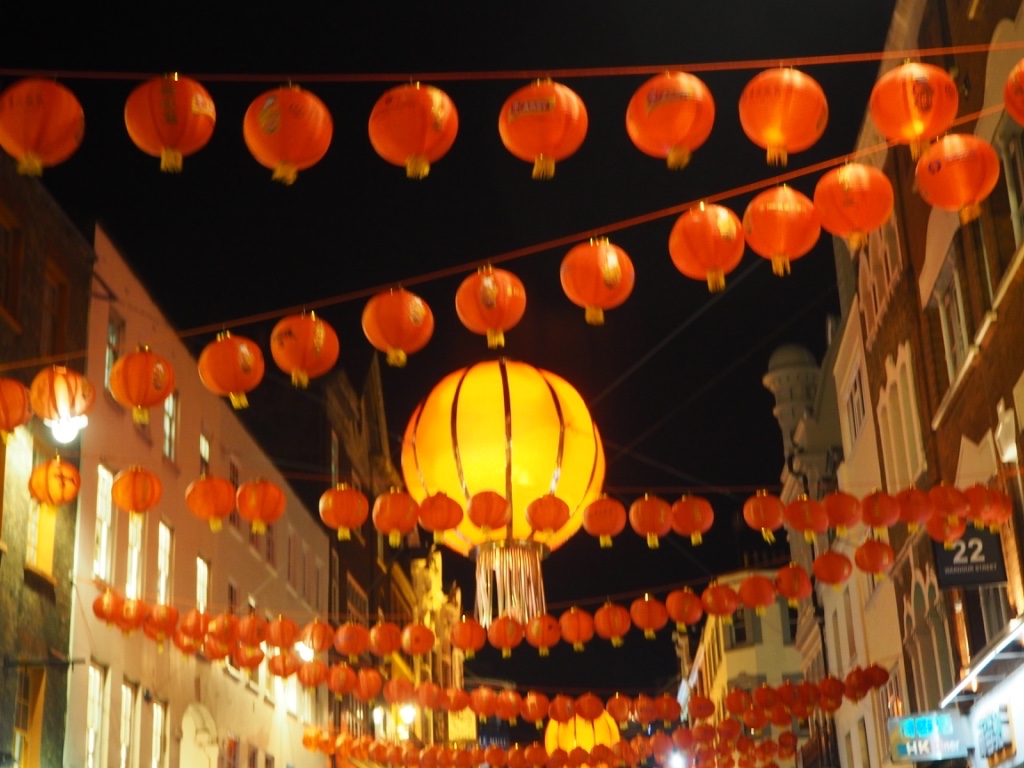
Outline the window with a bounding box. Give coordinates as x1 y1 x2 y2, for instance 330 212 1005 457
265 755 275 768
196 557 210 613
162 392 178 461
877 344 926 490
845 366 866 446
26 497 57 576
248 746 259 768
105 310 125 391
843 588 857 667
0 208 23 322
94 466 115 581
40 261 71 357
935 259 969 383
150 700 165 768
156 522 172 604
13 667 44 768
780 599 799 645
87 663 107 768
346 573 369 623
265 524 276 567
725 606 760 649
857 718 871 768
119 681 136 768
199 433 210 476
330 549 341 621
126 513 144 599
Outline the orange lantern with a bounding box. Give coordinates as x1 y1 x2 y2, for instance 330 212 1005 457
738 67 828 166
926 513 967 550
629 594 668 639
368 620 402 659
854 538 894 575
416 680 444 709
594 601 631 647
319 483 369 540
206 611 238 645
625 71 715 170
548 694 577 723
30 365 95 443
124 74 216 172
470 685 499 721
299 617 333 654
861 489 901 533
233 645 265 670
243 85 333 185
870 61 958 159
525 613 561 657
823 490 862 537
784 495 828 542
559 238 636 326
372 487 419 547
813 163 894 251
701 583 739 622
583 494 626 547
665 588 703 630
236 478 285 534
775 562 813 607
605 692 633 728
455 265 527 349
112 466 162 516
143 603 179 650
108 346 175 425
236 614 268 646
521 691 551 728
0 377 32 440
668 202 746 292
654 693 681 727
688 694 715 721
628 494 672 548
361 287 435 367
444 687 471 713
333 622 369 662
417 491 465 542
268 651 301 678
92 588 124 626
558 606 595 651
466 490 510 536
185 475 236 532
915 133 1000 224
526 493 570 540
269 311 340 387
496 690 524 725
671 494 714 545
725 689 753 717
897 486 934 531
197 331 265 408
29 456 81 508
965 484 1012 532
743 186 821 276
451 615 487 659
368 82 458 179
737 574 777 615
812 550 853 588
488 614 525 658
383 677 415 705
172 629 200 656
576 692 605 723
266 615 299 648
401 621 436 657
116 601 151 636
498 79 587 179
929 482 970 524
353 667 383 701
742 489 785 543
0 78 84 176
178 608 211 640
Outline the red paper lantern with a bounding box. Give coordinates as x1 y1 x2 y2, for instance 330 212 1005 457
688 694 715 721
525 613 561 657
548 694 576 723
327 662 357 696
30 365 95 441
737 574 777 615
243 85 333 185
444 687 471 713
896 486 934 531
812 550 854 588
266 615 299 648
752 684 779 709
185 474 236 531
665 588 704 630
298 659 328 688
525 493 571 541
269 311 340 387
372 487 419 547
236 478 285 534
654 693 682 726
743 186 821 276
965 484 1012 532
236 614 268 646
724 689 753 717
861 489 901 533
383 677 415 704
470 685 498 720
498 79 587 179
594 601 632 647
319 483 369 540
784 495 828 542
111 466 162 516
775 562 813 607
701 583 739 621
299 617 333 654
521 691 551 727
926 513 967 550
333 621 369 661
854 538 895 575
870 62 958 159
488 614 525 658
143 603 179 649
558 606 595 651
496 690 523 724
362 288 435 367
560 238 636 325
738 67 828 166
178 608 211 640
124 74 216 172
368 82 458 179
0 77 84 175
915 134 1000 224
455 265 527 349
29 456 81 507
929 482 970 524
864 663 890 689
668 202 746 291
467 490 510 535
401 621 436 657
417 491 464 543
813 162 894 251
717 718 742 743
197 332 265 409
368 621 402 658
92 588 124 626
606 692 633 727
671 495 714 545
108 346 176 425
451 615 487 659
629 594 668 639
416 680 443 709
629 494 672 548
575 692 605 722
0 377 31 439
353 667 383 701
823 490 862 536
583 494 627 547
625 71 715 169
742 489 785 543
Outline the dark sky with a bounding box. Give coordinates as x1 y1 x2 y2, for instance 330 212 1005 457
3 2 898 694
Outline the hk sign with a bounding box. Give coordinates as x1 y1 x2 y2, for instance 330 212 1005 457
888 711 969 762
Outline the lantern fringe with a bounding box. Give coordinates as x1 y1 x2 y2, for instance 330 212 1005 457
337 528 351 540
667 145 692 170
485 329 505 349
209 519 222 532
770 256 791 277
17 153 43 176
406 156 430 179
228 392 249 409
272 162 299 185
690 533 703 546
766 146 788 166
132 405 150 425
584 306 604 326
599 535 612 548
292 370 310 388
475 541 547 628
706 270 725 292
386 348 408 367
160 148 184 173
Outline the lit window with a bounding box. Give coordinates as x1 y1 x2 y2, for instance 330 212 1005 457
196 557 210 613
156 522 172 605
199 433 210 476
105 311 125 391
119 681 136 768
14 666 44 768
87 663 107 768
150 700 165 768
94 466 115 581
125 514 144 600
25 498 56 576
162 392 178 461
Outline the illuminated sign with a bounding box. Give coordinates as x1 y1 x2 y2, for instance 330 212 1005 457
933 528 1008 589
888 711 969 762
976 705 1015 766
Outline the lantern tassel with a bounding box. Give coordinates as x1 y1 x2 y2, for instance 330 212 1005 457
770 256 791 277
337 527 351 540
584 306 605 326
532 155 555 180
17 153 43 177
599 535 612 548
646 533 659 549
291 370 310 388
572 642 584 652
406 155 430 180
389 530 402 548
209 519 222 532
690 533 702 546
847 232 868 252
474 541 546 628
611 636 624 648
486 329 505 349
766 145 788 166
667 145 692 170
386 348 408 367
644 629 655 639
132 405 150 425
228 392 249 409
539 647 549 657
761 528 775 544
706 270 725 292
160 148 184 173
272 162 299 185
251 520 266 535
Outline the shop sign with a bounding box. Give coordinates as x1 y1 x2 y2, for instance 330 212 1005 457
888 711 969 762
976 705 1015 767
933 528 1008 589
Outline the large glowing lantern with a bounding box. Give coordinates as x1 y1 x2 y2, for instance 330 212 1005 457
108 346 176 425
401 358 604 626
124 74 216 172
812 163 894 252
499 79 588 179
738 67 828 166
455 265 527 349
361 287 435 367
869 62 958 159
269 312 340 387
560 238 635 326
30 365 95 444
198 331 265 408
668 202 746 292
545 711 620 756
368 82 458 179
743 186 821 276
0 78 84 176
243 85 333 185
625 71 715 170
914 133 1000 224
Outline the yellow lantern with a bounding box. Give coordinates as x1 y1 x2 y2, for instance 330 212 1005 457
401 358 604 626
544 711 620 754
